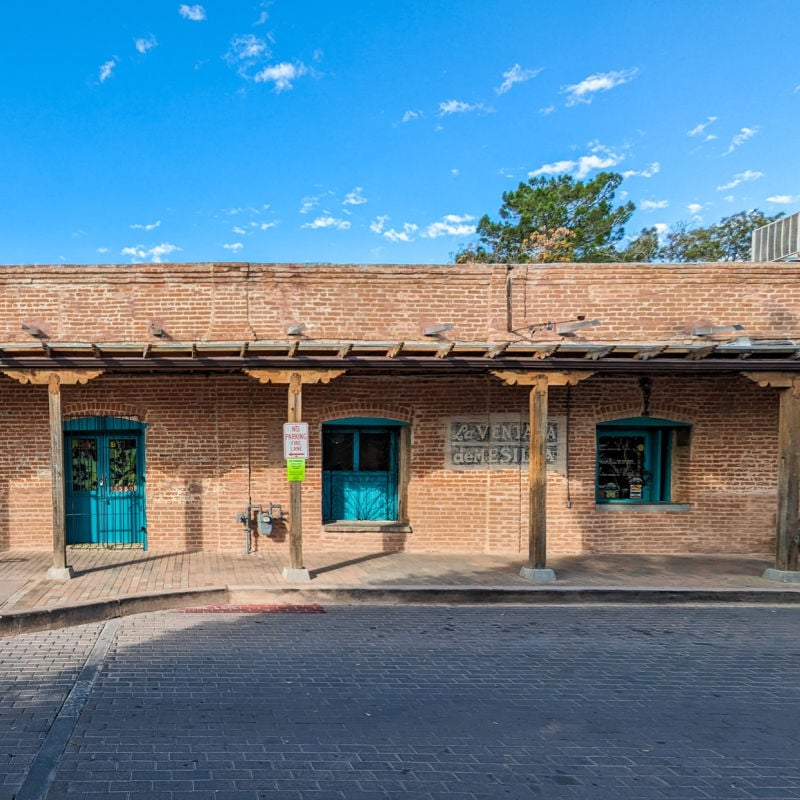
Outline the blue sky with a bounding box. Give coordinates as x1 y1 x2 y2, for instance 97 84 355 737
2 1 798 265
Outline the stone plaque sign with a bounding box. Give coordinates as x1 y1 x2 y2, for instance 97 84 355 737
445 414 566 473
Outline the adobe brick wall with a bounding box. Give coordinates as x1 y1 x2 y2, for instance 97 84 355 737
2 260 800 343
0 370 779 556
0 262 790 556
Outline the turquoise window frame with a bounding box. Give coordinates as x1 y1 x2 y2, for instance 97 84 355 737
596 417 688 504
322 417 404 522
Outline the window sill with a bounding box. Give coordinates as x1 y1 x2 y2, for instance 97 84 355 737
595 503 690 513
322 521 412 533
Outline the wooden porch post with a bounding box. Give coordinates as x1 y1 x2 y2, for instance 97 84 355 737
3 369 103 580
491 369 594 583
775 384 800 572
244 368 346 582
286 371 307 578
528 374 549 571
742 372 800 581
47 374 73 579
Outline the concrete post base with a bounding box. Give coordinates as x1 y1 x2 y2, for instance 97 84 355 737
519 566 557 583
282 567 311 582
46 566 74 581
762 567 800 584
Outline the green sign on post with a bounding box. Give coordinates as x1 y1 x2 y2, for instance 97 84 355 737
286 458 306 482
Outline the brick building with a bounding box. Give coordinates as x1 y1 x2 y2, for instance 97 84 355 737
1 261 798 579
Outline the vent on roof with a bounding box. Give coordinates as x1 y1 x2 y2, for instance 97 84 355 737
751 212 800 261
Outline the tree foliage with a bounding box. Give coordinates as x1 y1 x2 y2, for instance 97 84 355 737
454 170 784 264
455 172 635 264
659 210 783 262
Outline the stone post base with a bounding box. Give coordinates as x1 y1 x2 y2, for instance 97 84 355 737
47 566 74 581
519 566 557 583
762 567 800 584
283 567 311 582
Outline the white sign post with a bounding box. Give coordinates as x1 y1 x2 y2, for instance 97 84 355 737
283 422 309 460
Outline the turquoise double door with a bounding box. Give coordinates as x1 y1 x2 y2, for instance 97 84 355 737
64 417 147 548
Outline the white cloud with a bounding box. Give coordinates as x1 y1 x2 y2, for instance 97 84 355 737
179 4 206 21
97 247 110 254
640 199 669 211
439 99 477 115
370 215 389 234
716 169 763 190
622 162 660 179
402 109 423 123
344 187 367 206
130 220 161 231
723 127 759 156
98 58 118 83
766 194 798 204
451 168 459 176
121 243 181 263
687 116 718 137
383 223 418 243
686 203 704 215
562 68 638 106
496 64 542 95
422 214 475 238
299 196 319 214
135 35 157 54
232 226 247 235
253 61 308 91
226 34 271 63
530 159 577 176
530 144 624 179
539 105 555 115
223 242 244 252
251 221 278 230
301 215 351 230
254 9 269 25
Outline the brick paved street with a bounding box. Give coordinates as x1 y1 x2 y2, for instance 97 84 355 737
3 605 800 799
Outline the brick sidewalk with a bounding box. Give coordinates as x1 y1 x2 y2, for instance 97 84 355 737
0 548 793 616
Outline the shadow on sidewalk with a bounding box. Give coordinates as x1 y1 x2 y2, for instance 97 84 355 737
70 550 200 577
310 550 398 577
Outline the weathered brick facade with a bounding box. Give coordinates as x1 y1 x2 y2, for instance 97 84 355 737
0 262 795 557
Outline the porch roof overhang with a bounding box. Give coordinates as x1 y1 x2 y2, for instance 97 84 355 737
3 338 800 376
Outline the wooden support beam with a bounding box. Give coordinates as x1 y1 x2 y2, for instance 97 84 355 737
484 343 509 359
776 381 800 572
286 372 307 578
0 370 104 578
584 346 614 361
386 343 404 358
244 368 346 385
634 345 666 360
2 369 103 386
491 370 594 387
47 375 72 579
244 368 348 581
528 374 548 570
436 342 454 359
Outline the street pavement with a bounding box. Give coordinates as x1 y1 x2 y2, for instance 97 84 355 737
3 604 800 799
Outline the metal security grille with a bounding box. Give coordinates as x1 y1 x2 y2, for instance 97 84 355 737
64 417 147 549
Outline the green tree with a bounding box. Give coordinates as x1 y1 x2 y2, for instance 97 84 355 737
619 227 661 263
661 210 783 262
454 172 635 264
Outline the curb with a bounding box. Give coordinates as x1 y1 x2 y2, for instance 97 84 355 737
3 584 800 636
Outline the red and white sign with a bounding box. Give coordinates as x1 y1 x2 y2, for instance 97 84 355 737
283 422 309 459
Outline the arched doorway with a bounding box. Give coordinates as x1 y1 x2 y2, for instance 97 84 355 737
64 417 147 548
